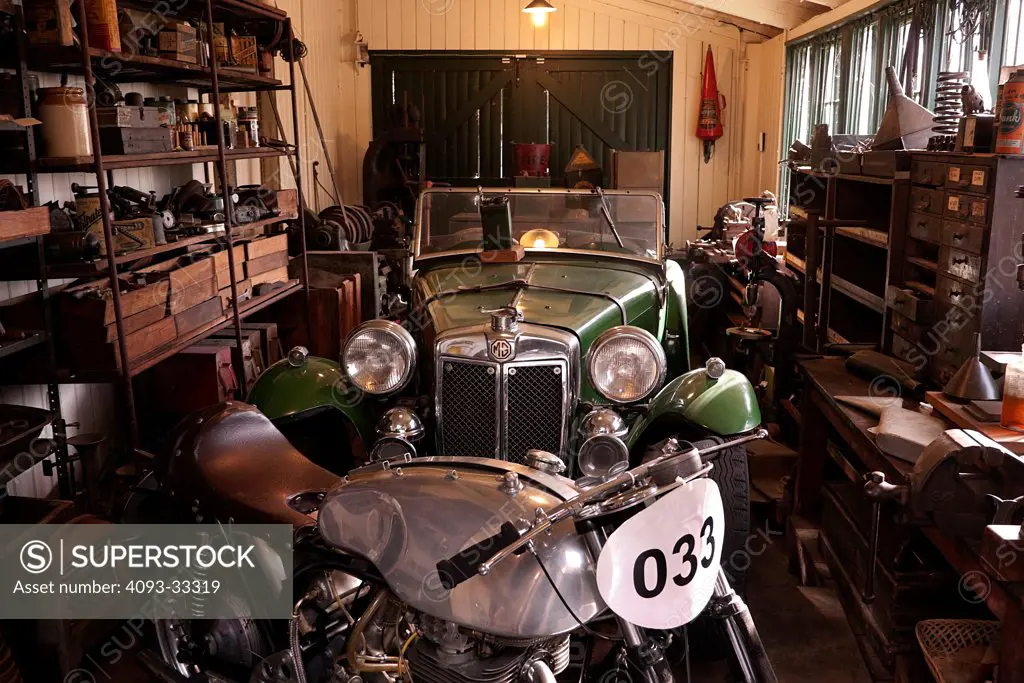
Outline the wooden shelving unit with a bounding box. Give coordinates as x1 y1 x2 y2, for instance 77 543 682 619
0 0 311 482
785 165 909 348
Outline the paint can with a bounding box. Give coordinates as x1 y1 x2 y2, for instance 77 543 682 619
995 70 1024 154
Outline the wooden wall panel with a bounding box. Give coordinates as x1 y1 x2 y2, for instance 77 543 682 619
282 0 744 243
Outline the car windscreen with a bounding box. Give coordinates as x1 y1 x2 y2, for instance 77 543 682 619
417 191 661 260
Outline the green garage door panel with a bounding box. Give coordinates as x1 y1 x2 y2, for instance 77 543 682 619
369 51 672 195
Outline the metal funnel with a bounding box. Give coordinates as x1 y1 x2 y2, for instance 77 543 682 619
943 333 1002 402
871 67 936 151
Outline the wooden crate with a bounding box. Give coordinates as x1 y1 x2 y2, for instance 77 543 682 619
218 278 252 310
173 296 224 336
58 278 169 331
138 257 217 315
250 266 289 287
276 188 297 217
65 316 176 371
246 250 288 277
0 207 50 242
244 233 288 261
213 245 246 290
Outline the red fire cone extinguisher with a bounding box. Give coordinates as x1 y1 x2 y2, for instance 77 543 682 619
696 46 725 163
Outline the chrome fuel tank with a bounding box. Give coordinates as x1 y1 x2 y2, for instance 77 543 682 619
317 457 606 639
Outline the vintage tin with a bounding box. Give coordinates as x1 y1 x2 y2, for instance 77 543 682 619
995 70 1024 154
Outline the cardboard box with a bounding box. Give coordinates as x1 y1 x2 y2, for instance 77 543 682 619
89 217 159 256
230 35 258 72
244 233 288 261
158 21 197 63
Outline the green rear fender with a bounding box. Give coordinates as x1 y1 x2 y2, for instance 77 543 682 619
627 368 761 446
247 356 378 445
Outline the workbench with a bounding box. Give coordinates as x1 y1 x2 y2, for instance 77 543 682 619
795 357 1024 682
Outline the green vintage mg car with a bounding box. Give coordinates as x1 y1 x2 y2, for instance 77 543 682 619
249 187 761 581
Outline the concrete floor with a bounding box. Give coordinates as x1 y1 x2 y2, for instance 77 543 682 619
744 520 872 683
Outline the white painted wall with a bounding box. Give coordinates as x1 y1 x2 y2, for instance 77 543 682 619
277 0 750 244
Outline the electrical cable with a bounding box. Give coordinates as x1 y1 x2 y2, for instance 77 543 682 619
532 550 618 641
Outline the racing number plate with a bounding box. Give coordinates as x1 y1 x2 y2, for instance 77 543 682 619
595 478 724 629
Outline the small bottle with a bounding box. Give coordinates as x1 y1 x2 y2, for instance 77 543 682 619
1001 345 1024 431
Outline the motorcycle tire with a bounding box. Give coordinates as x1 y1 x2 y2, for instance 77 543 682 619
696 438 750 595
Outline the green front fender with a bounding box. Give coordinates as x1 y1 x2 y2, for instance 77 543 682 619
626 368 761 446
247 356 378 446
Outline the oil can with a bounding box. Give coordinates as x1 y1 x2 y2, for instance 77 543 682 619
995 70 1024 154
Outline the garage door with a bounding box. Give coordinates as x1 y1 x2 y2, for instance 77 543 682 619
369 51 673 196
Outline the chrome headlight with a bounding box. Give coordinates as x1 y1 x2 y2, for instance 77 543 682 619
342 320 416 395
587 326 666 404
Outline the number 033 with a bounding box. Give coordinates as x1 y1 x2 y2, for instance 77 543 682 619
633 516 716 598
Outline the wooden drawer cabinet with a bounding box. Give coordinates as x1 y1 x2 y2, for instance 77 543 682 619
909 212 942 244
943 191 988 225
910 186 945 215
911 159 945 186
944 164 990 193
891 153 1024 390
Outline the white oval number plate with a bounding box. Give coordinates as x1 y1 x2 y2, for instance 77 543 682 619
596 478 724 629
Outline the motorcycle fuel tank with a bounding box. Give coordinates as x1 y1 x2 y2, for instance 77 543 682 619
317 457 606 639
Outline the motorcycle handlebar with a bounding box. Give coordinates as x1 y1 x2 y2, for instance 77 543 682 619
435 521 522 590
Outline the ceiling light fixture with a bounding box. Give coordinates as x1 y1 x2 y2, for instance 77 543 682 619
523 0 556 27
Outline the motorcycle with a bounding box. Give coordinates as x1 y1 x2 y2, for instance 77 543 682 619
140 402 777 683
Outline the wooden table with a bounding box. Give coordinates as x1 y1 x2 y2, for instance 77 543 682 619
796 357 1024 683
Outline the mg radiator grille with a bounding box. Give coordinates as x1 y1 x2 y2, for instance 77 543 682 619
506 365 565 463
440 361 498 457
438 358 568 462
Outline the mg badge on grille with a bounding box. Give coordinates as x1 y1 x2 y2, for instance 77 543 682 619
490 338 514 361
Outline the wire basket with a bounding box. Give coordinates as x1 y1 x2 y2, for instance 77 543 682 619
916 619 1000 683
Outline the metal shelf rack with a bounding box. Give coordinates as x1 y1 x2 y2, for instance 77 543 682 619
0 0 311 483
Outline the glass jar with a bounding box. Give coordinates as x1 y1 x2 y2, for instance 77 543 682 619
1001 345 1024 431
37 87 92 157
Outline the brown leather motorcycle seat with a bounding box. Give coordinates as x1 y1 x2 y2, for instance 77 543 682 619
166 402 342 526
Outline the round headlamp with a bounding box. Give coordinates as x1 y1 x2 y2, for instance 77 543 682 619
342 320 416 395
578 435 629 478
587 326 666 404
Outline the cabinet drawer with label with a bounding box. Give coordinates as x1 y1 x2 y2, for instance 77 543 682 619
911 187 946 216
908 212 942 244
944 165 990 193
910 160 946 187
940 221 985 255
943 192 988 225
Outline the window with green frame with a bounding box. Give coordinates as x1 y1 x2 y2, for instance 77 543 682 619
781 0 1006 204
782 0 1007 142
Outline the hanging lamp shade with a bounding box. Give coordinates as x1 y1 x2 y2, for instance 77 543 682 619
523 0 556 26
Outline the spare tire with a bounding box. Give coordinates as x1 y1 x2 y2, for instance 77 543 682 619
695 437 750 594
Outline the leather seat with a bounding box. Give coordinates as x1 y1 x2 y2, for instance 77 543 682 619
165 402 342 526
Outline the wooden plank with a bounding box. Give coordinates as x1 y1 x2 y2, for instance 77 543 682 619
925 391 1024 455
0 207 50 243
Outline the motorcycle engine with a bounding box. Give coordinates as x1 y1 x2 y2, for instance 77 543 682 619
406 613 571 683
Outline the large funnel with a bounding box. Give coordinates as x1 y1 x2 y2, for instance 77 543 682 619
871 67 935 151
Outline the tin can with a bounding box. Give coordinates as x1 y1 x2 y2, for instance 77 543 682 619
995 70 1024 154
